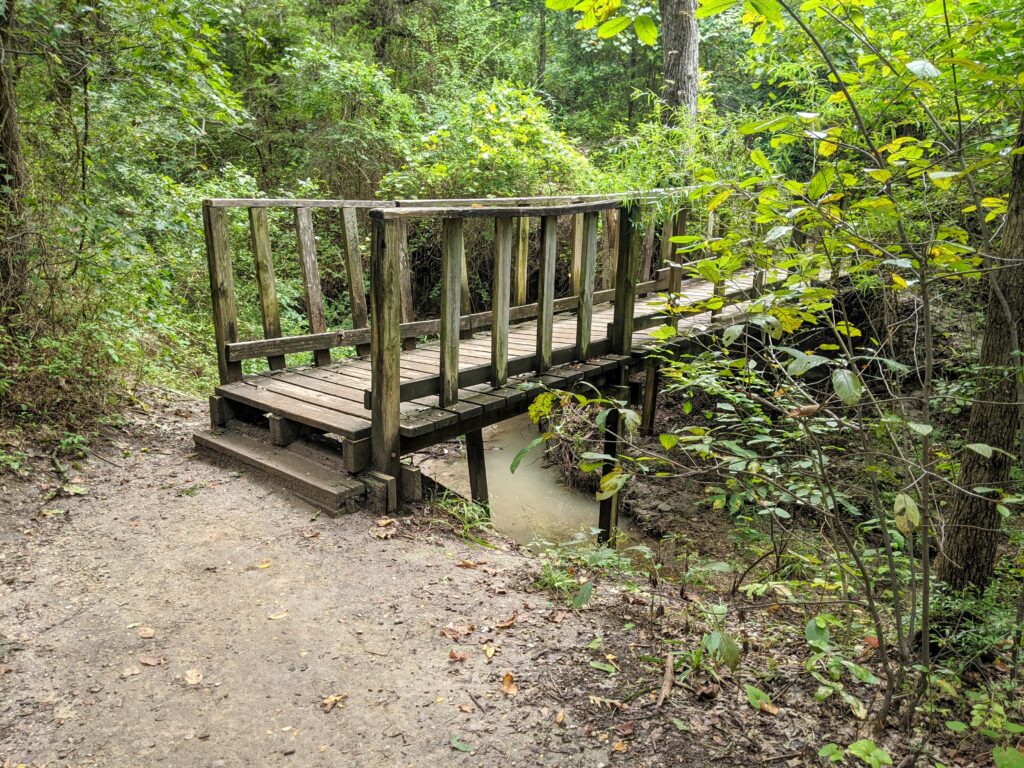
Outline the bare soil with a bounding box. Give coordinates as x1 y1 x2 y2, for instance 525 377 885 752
0 394 610 767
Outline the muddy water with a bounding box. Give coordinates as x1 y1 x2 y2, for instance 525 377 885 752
417 414 644 548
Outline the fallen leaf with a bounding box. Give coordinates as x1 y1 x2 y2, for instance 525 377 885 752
759 700 780 715
267 611 288 621
545 610 566 624
440 624 474 641
786 403 822 418
257 560 272 569
501 673 518 696
449 650 468 663
137 626 155 639
694 680 720 700
615 721 634 737
450 735 471 753
612 742 629 753
321 693 348 713
495 612 518 630
376 517 394 527
864 635 880 649
0 665 11 675
458 704 473 713
555 709 565 725
138 655 164 667
184 669 203 685
588 695 626 711
457 560 480 569
121 666 141 678
302 530 320 539
370 525 396 539
482 642 497 660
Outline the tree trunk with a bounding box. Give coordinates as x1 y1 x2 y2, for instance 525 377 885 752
0 0 30 314
659 0 699 117
537 3 547 88
938 112 1024 591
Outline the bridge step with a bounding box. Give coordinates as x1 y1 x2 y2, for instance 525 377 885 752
194 428 366 511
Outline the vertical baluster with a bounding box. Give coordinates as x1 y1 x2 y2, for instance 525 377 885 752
295 207 331 366
248 208 285 371
203 204 242 384
340 207 370 356
571 212 584 294
370 216 403 482
610 203 640 359
491 217 513 387
439 218 463 406
535 214 557 373
513 216 530 305
575 211 598 361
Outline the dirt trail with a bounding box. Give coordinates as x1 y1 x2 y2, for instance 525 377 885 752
0 396 609 767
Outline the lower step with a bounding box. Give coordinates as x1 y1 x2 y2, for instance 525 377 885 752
194 429 365 511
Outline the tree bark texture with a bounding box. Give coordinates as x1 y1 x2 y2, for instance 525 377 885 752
938 112 1024 591
659 0 699 117
0 0 30 313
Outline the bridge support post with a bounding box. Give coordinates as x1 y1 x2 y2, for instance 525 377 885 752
370 216 404 497
640 358 660 436
597 408 621 545
465 429 489 511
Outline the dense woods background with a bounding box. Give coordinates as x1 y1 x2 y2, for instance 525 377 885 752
2 0 1024 762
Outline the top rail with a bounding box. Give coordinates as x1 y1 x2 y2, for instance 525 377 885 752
370 199 626 221
203 198 394 209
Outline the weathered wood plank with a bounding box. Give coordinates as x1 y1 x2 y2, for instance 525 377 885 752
536 214 557 373
576 211 598 361
513 216 529 306
466 429 489 508
372 198 625 221
205 198 391 209
203 205 243 384
248 208 286 370
440 218 463 407
611 203 639 359
295 207 332 366
491 217 513 386
340 206 370 356
571 212 584 294
370 217 404 480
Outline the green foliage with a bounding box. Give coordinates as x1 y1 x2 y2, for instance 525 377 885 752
381 82 612 199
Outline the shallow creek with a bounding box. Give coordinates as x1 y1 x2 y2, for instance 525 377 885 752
417 413 646 549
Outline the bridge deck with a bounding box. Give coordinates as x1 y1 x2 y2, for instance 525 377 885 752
214 273 747 454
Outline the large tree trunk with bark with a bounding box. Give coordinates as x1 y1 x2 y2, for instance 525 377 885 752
938 112 1024 591
659 0 699 117
0 0 30 314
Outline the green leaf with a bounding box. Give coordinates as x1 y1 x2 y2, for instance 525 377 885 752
993 748 1024 768
659 433 679 451
722 324 744 347
633 14 658 45
511 436 545 474
708 188 735 212
750 148 772 173
966 443 993 458
894 492 920 534
746 0 784 26
451 735 472 752
697 0 739 19
807 166 835 200
589 660 617 674
719 632 741 671
928 170 959 190
819 743 844 762
546 0 578 8
832 369 863 406
906 59 941 79
573 581 594 609
908 422 933 436
744 684 775 711
805 617 831 651
945 721 969 733
597 16 632 38
764 225 793 243
782 348 830 376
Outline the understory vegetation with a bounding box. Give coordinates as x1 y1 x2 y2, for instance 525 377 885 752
3 0 1024 764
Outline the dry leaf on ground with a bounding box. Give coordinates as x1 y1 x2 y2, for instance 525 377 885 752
448 650 468 662
184 669 203 685
501 673 518 696
136 626 155 639
495 612 517 630
138 655 164 667
321 693 348 713
440 624 474 641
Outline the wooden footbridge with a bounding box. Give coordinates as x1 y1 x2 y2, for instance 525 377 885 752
194 191 758 533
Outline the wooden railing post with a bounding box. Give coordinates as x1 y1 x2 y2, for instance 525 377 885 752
203 203 242 384
513 217 529 305
491 217 513 386
248 208 285 371
340 207 370 356
370 216 404 482
295 207 332 366
610 203 640 360
535 215 557 373
439 218 463 406
575 211 598 361
571 212 584 294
